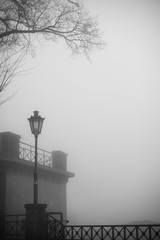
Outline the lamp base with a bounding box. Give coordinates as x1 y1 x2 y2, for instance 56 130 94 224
25 203 47 240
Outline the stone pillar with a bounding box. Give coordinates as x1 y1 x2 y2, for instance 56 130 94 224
0 132 20 160
52 150 67 170
25 204 47 240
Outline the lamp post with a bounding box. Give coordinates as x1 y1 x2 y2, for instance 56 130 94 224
28 110 45 204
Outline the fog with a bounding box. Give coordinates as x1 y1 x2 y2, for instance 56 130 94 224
1 0 160 225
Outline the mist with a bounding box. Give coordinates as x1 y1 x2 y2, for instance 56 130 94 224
1 0 160 225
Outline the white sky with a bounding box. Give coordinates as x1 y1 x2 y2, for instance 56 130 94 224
1 0 160 224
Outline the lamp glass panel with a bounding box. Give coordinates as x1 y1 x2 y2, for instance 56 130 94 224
33 119 39 134
28 118 34 133
38 118 44 134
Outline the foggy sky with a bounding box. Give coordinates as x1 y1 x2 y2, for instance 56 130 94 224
1 0 160 224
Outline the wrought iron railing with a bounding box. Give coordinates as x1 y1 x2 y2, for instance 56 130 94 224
19 141 52 167
47 211 64 223
46 212 64 239
64 224 160 240
0 212 64 240
0 214 25 239
1 213 160 240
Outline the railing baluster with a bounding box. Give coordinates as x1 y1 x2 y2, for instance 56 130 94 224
112 226 115 240
124 226 126 240
81 226 83 240
90 226 93 240
71 226 73 240
136 225 139 240
149 225 152 240
101 226 104 240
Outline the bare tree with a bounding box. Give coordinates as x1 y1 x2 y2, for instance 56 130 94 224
0 0 104 104
0 48 27 105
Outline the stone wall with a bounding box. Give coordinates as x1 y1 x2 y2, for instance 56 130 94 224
5 165 67 218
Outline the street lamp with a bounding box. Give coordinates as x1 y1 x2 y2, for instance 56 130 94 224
28 110 45 204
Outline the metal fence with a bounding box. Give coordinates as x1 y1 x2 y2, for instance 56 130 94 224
19 141 52 167
0 214 25 239
0 212 64 240
46 212 64 239
64 224 160 240
1 213 160 240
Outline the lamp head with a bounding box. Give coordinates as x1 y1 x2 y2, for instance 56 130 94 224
28 111 45 136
